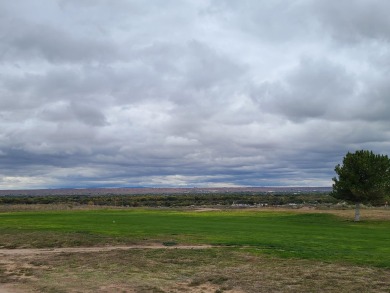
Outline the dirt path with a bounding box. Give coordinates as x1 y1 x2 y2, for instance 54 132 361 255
0 285 19 293
0 244 213 256
0 285 28 293
0 245 215 293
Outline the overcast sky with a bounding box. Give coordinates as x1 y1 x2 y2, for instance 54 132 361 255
1 0 390 189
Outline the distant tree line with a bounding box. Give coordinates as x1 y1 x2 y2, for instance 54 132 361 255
0 192 340 207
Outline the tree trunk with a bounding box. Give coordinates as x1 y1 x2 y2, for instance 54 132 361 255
354 202 361 222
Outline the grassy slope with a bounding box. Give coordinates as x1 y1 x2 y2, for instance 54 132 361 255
1 209 390 267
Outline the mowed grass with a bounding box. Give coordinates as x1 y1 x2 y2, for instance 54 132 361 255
1 208 390 267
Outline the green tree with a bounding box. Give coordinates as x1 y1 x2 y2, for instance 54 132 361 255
332 150 390 221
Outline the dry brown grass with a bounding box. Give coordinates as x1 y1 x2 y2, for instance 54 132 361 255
252 207 390 221
1 248 389 293
1 204 389 221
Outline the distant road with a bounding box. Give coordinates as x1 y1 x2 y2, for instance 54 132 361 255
0 187 332 196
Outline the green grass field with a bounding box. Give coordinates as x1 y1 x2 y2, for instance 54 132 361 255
1 208 390 268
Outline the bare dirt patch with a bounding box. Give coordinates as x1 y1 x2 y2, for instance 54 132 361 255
315 208 390 221
248 207 390 221
0 244 212 256
0 284 30 293
193 208 222 212
1 247 389 293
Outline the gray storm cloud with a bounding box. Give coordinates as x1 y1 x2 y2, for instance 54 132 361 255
0 0 390 189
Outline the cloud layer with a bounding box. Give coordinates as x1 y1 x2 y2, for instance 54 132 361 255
1 0 390 189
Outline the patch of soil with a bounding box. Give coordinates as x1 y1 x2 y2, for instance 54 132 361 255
0 244 213 257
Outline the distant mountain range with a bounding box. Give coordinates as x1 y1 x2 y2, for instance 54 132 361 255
0 187 332 196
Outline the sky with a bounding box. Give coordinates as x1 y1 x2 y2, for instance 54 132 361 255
1 0 390 189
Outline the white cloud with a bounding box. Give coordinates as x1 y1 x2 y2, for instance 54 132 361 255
0 0 390 189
